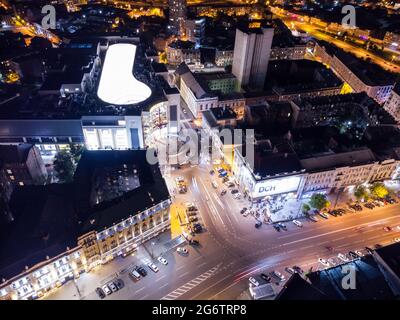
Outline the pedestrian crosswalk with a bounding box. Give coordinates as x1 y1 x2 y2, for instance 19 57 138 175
160 264 221 300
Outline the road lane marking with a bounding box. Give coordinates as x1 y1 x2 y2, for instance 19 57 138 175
161 263 221 300
155 275 166 282
178 271 189 279
135 287 145 294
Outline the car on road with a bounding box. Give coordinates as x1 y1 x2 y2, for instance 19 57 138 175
188 211 197 217
278 222 287 231
225 181 235 188
319 212 329 219
136 266 147 277
157 256 168 265
189 216 198 222
318 258 330 267
211 181 218 189
364 202 374 210
293 265 304 274
373 200 384 207
249 277 259 287
260 273 271 282
185 203 197 211
147 263 159 273
231 189 239 194
108 282 118 292
240 208 247 214
177 247 189 254
394 238 400 243
102 285 112 295
220 189 227 196
285 267 295 274
271 270 285 281
273 224 281 232
96 287 106 299
175 176 184 183
255 221 262 229
347 207 356 213
348 251 359 259
243 210 251 217
338 253 349 262
292 220 302 227
209 170 214 175
384 226 392 232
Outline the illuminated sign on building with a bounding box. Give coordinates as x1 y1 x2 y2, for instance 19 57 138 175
253 175 301 197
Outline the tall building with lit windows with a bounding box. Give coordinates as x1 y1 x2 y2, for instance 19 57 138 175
232 25 274 91
169 0 187 35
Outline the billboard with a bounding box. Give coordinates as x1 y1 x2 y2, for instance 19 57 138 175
252 175 301 198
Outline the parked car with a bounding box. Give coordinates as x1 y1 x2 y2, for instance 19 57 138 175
348 251 359 259
384 226 392 232
249 277 259 287
189 239 200 246
243 210 250 217
319 212 329 219
222 176 229 183
260 273 271 282
273 224 281 232
188 211 197 217
130 269 141 281
220 189 227 196
318 258 330 267
189 216 198 222
240 208 247 214
177 247 189 254
136 266 147 277
147 263 159 273
285 267 295 274
211 181 218 189
96 287 106 299
114 279 124 290
293 265 304 274
271 270 285 281
278 222 287 231
231 189 239 194
394 238 400 243
355 250 364 257
338 253 349 262
308 215 319 222
157 256 168 265
225 181 235 188
108 282 118 292
102 285 112 295
233 193 242 199
292 220 303 227
255 221 262 229
209 170 215 175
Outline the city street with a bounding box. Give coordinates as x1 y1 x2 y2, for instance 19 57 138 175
46 162 400 300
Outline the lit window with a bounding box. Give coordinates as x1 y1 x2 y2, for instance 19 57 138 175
10 175 15 181
19 182 24 186
6 169 12 174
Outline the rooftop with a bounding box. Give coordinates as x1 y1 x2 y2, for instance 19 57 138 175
0 144 33 164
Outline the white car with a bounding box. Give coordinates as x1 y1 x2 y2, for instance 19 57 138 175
396 226 400 232
102 285 112 295
175 177 184 184
157 256 168 265
394 238 400 243
319 212 329 219
211 181 218 189
249 277 259 287
147 262 159 273
108 282 118 292
177 247 188 254
185 202 195 208
318 258 330 267
355 250 364 257
271 270 285 281
292 220 303 227
337 253 349 262
233 193 242 199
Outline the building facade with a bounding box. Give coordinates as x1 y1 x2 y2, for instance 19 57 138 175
383 84 400 124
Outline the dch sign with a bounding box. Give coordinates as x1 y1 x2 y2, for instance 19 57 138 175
253 175 301 197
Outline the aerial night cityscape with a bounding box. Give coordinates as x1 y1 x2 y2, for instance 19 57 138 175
1 0 400 309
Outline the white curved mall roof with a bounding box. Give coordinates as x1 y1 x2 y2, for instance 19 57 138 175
97 43 152 105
